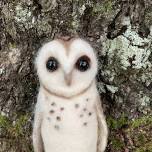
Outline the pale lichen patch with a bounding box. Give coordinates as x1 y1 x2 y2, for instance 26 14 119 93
139 96 150 107
0 67 5 76
39 0 57 12
138 71 152 87
71 3 87 30
14 3 35 29
150 25 152 36
79 4 86 15
100 18 152 113
97 82 106 94
106 85 118 93
102 22 152 70
8 47 21 65
71 13 79 30
137 92 151 114
36 16 53 36
101 69 116 82
15 3 32 23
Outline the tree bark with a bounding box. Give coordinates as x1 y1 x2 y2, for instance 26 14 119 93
0 0 152 151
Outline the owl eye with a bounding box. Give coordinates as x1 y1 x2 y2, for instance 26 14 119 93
46 57 59 72
75 55 90 72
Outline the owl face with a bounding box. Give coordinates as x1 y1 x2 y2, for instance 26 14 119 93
35 38 98 98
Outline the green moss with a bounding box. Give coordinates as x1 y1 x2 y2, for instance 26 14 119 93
137 133 146 144
0 114 32 151
107 115 152 150
10 114 29 137
107 115 152 130
0 115 11 129
107 114 128 130
131 116 152 128
111 138 125 150
0 114 30 138
135 142 152 152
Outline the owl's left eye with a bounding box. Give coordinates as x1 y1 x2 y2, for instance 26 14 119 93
46 57 59 72
75 55 90 72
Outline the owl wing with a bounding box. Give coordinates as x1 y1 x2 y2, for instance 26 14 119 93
96 95 108 152
33 109 43 152
32 93 44 152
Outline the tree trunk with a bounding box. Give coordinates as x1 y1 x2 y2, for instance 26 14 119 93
0 0 152 151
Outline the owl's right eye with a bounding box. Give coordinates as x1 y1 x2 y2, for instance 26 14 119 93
75 55 90 72
46 57 59 72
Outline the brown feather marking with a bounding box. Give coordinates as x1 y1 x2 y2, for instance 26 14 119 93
56 116 61 121
60 107 64 111
56 36 78 56
83 122 88 126
54 125 60 130
50 110 55 114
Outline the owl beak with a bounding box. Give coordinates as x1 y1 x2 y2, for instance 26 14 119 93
64 72 72 86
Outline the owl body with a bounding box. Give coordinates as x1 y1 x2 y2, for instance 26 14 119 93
38 82 98 152
33 37 108 152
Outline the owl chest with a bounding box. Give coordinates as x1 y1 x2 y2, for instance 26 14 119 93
42 96 97 131
41 96 98 152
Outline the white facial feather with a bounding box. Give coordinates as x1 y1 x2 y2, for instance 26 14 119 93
35 38 98 98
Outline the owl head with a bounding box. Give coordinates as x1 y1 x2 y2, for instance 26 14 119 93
35 37 98 98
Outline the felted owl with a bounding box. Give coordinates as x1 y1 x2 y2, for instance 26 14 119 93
33 36 108 152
